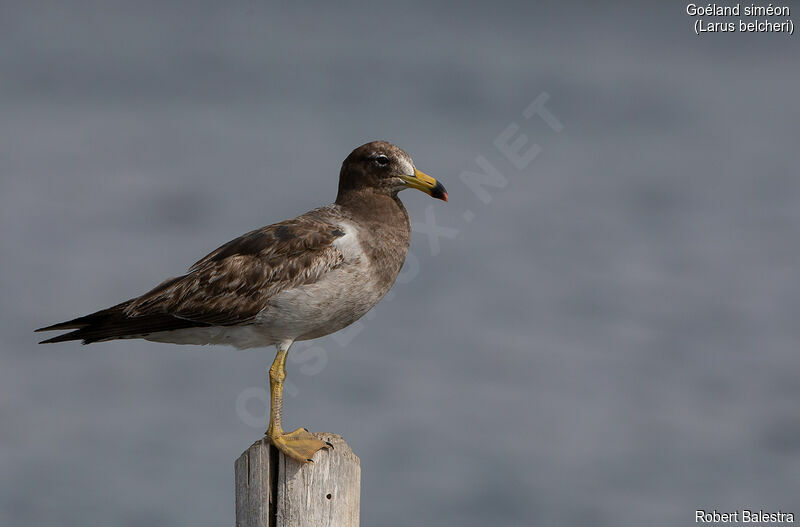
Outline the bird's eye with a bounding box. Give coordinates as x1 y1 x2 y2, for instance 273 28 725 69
375 155 390 166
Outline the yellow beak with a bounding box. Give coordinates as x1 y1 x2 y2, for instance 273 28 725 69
399 169 448 201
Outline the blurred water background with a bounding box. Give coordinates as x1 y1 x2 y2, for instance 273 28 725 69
2 1 798 525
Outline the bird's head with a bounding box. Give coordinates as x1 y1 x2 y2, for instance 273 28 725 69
337 141 448 202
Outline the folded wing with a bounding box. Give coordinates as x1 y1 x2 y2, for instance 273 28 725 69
37 210 346 344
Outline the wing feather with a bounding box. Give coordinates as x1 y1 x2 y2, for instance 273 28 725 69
37 208 348 343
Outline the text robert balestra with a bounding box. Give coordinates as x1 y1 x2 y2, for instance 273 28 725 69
696 509 794 523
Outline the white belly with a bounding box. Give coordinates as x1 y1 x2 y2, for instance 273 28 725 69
257 261 385 342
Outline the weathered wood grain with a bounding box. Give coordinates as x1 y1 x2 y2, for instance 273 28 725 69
235 433 360 527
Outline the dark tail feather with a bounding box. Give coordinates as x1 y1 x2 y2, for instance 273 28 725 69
36 301 209 344
36 304 125 333
39 330 91 344
36 302 131 341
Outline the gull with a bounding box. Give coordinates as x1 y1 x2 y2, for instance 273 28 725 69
37 141 448 462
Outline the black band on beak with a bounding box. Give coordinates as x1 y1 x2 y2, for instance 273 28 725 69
431 181 448 201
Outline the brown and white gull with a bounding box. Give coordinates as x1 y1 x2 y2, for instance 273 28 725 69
36 140 448 462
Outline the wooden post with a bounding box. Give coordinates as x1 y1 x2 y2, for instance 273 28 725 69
235 433 360 527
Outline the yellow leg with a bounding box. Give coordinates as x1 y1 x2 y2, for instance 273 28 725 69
266 345 331 463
